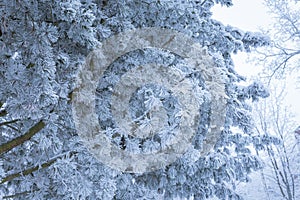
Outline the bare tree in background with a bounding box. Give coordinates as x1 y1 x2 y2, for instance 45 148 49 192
252 82 300 200
295 126 300 149
255 0 300 81
251 2 300 197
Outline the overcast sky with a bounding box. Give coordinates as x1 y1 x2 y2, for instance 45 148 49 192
211 0 300 124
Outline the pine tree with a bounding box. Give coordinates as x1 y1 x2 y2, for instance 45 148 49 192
0 0 273 199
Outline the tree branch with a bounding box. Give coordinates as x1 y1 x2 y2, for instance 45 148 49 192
0 120 45 155
0 102 7 117
0 119 19 127
3 124 19 132
3 190 36 199
0 110 7 117
267 51 300 84
0 151 78 184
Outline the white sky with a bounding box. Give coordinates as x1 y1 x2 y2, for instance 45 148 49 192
212 0 271 32
211 0 300 124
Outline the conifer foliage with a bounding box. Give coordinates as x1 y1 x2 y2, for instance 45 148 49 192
0 0 272 199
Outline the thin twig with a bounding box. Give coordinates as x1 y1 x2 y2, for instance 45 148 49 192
3 190 37 199
0 119 19 127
